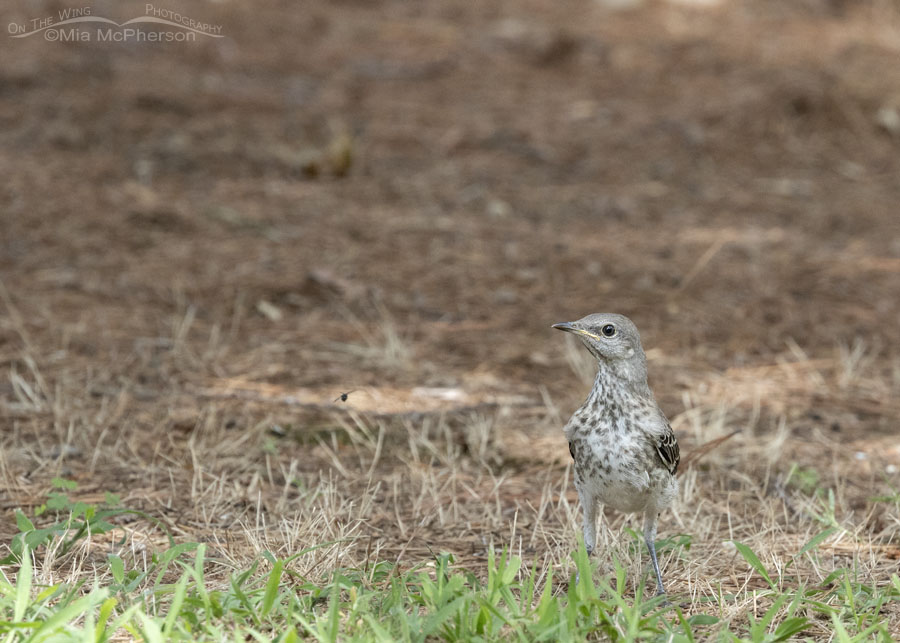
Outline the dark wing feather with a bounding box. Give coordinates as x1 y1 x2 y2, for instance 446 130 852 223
655 424 680 475
568 441 576 461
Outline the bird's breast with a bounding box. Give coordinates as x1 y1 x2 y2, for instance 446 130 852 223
569 422 671 512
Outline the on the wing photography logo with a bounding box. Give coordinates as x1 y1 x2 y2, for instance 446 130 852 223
8 5 224 42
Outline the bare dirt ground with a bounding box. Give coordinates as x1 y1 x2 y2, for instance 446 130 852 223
2 0 900 633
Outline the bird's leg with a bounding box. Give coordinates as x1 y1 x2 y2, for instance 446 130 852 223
642 511 665 596
579 487 598 556
574 487 598 586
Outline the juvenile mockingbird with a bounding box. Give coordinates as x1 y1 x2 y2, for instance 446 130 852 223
553 313 679 596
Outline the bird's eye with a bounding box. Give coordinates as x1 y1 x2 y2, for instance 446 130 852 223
601 324 616 337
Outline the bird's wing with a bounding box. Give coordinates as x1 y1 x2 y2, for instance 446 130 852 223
646 406 679 475
655 423 680 475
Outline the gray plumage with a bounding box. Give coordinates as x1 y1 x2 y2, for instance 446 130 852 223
553 313 679 596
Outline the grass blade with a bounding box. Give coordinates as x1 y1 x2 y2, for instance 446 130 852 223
262 558 284 617
798 527 836 556
732 542 775 589
14 546 32 622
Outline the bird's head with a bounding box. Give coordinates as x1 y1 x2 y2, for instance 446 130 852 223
552 313 648 383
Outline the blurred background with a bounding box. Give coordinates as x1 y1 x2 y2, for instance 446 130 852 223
2 0 900 567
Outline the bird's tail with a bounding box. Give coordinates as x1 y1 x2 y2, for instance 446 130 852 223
677 429 741 475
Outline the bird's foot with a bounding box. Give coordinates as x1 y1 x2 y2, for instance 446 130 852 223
651 584 671 607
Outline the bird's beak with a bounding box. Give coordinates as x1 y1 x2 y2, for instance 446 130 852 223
552 322 601 341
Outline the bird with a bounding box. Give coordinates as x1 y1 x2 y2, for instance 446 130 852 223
553 313 679 596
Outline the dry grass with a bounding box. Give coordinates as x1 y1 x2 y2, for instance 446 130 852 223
2 294 899 636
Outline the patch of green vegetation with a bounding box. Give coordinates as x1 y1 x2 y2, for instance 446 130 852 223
870 480 900 507
1 478 170 566
784 463 820 496
1 482 898 641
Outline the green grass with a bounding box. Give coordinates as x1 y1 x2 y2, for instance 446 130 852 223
1 483 899 641
2 538 898 641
